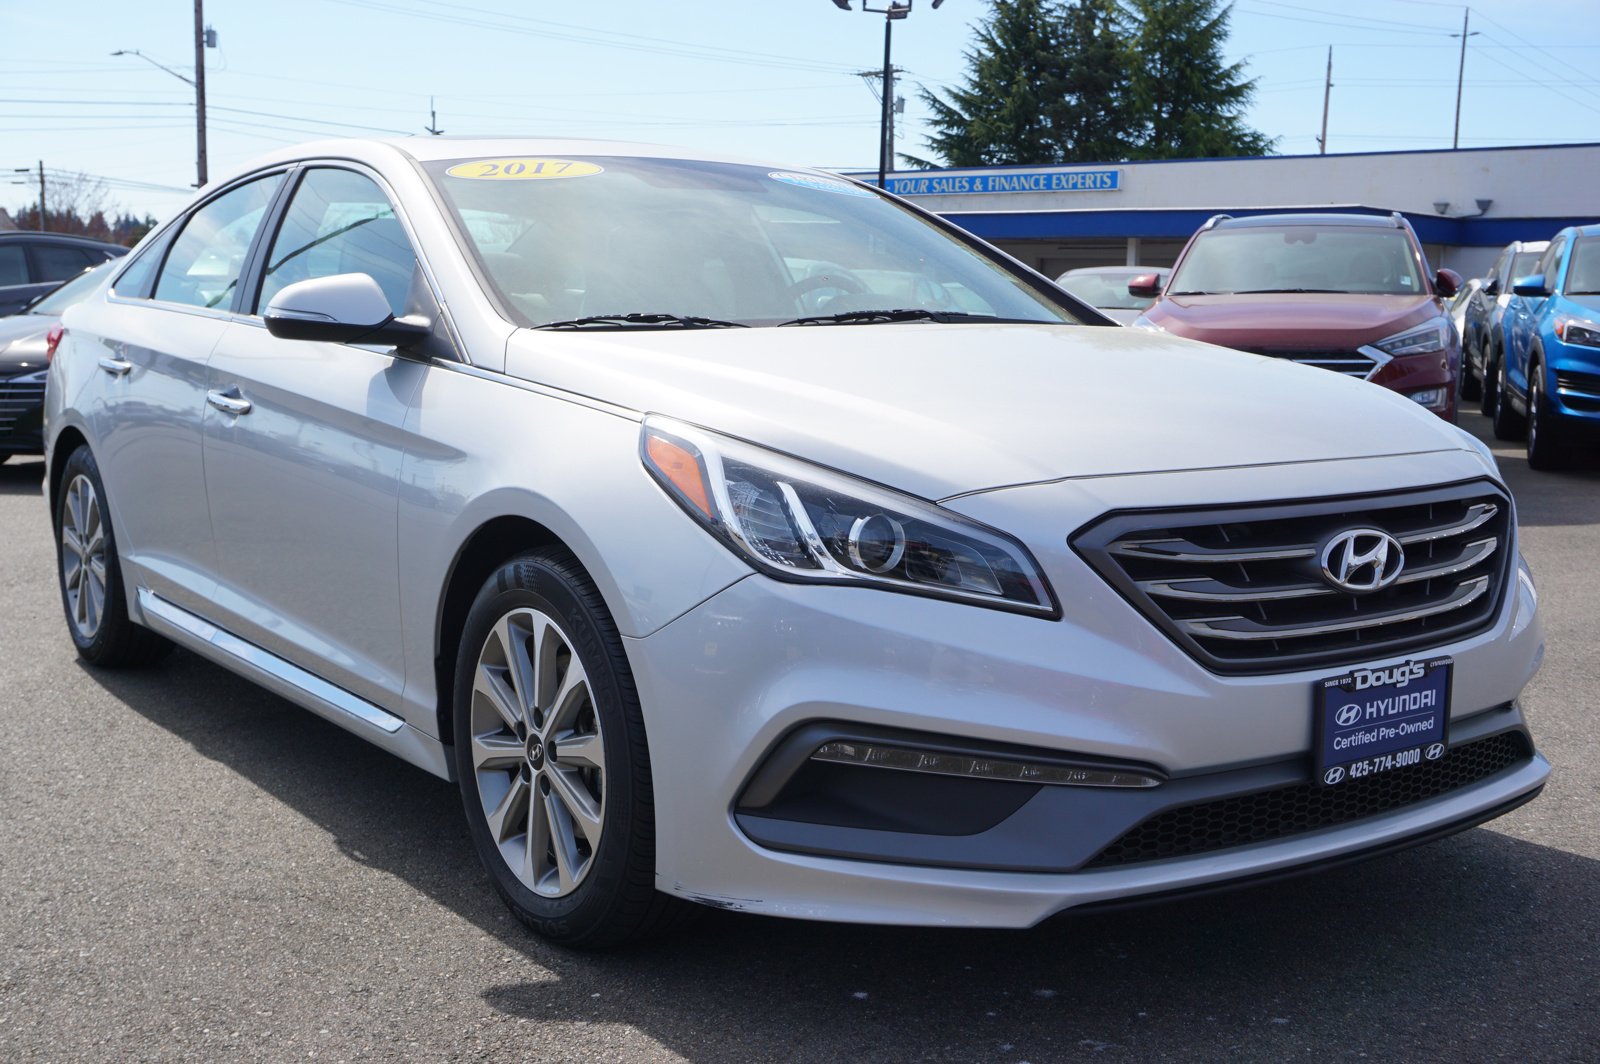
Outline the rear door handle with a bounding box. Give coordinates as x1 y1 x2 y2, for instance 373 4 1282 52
97 357 133 377
206 388 253 416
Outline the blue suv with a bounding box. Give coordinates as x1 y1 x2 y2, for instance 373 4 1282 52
1490 224 1600 468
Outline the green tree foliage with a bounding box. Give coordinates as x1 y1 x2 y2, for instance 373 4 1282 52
914 0 1273 167
915 0 1070 167
1123 0 1274 158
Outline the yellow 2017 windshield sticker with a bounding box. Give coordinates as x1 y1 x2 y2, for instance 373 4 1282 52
444 158 604 180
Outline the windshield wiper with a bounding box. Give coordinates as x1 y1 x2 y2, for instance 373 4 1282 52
535 313 748 330
778 308 1023 326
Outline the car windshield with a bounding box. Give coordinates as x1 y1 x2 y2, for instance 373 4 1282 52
27 260 116 315
1563 238 1600 295
1168 225 1425 296
423 155 1084 328
1058 270 1165 310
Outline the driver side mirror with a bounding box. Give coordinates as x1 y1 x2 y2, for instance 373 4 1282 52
1511 274 1550 297
1434 268 1462 299
1127 273 1162 299
1483 277 1500 297
263 272 430 347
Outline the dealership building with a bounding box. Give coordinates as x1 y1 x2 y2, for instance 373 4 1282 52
864 142 1600 281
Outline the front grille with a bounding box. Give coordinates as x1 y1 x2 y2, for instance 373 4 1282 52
1555 369 1600 412
0 379 45 439
1083 730 1529 869
1245 348 1379 379
1072 481 1513 674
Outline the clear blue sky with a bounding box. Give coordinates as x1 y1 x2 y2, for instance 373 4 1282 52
5 0 1598 222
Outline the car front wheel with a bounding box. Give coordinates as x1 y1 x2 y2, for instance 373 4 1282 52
452 548 690 948
1491 353 1528 441
1526 358 1571 470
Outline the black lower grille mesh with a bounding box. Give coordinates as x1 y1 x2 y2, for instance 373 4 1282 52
1084 731 1529 869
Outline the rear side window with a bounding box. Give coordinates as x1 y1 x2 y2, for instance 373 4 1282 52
256 168 418 317
34 244 98 282
0 245 25 286
154 174 284 310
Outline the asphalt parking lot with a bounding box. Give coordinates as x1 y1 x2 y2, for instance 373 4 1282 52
1 411 1595 1063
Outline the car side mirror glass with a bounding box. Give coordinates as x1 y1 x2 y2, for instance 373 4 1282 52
1434 268 1462 299
1511 274 1549 298
1127 273 1162 299
1483 278 1500 297
263 272 430 347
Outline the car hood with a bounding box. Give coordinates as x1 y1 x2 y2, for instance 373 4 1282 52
1558 294 1600 316
504 322 1474 499
1143 293 1440 350
0 315 50 374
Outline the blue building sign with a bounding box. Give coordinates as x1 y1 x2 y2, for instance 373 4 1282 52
883 169 1121 196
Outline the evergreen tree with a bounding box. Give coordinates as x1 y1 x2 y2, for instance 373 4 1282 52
1055 0 1134 161
913 0 1066 168
1121 0 1275 158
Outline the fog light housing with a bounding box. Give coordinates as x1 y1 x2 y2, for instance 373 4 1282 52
811 740 1161 788
1406 388 1447 410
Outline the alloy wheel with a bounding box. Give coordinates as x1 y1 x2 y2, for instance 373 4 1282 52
468 607 606 898
60 473 107 641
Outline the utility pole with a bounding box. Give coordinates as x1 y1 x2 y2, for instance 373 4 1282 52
36 161 46 231
878 11 896 188
1451 8 1478 150
1317 47 1332 155
425 97 444 135
193 0 208 186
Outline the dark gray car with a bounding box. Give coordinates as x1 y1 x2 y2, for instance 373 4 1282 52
0 232 126 316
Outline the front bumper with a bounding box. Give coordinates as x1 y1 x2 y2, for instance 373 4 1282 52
625 454 1545 926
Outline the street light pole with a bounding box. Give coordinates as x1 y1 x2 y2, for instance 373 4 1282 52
112 6 216 188
193 0 208 186
832 0 941 188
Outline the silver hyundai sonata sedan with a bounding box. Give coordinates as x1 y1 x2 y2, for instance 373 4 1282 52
45 138 1547 946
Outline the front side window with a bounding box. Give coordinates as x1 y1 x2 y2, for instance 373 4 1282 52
256 168 418 316
1169 225 1425 296
0 245 24 286
423 156 1083 328
1535 238 1567 286
153 174 284 310
34 245 98 282
1508 251 1542 287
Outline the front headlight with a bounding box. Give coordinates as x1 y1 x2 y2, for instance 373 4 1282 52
1373 317 1451 356
1554 317 1600 348
640 416 1058 616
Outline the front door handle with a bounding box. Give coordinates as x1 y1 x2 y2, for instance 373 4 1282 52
97 357 133 377
206 388 253 416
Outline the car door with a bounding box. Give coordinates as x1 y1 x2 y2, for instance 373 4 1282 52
1507 237 1567 401
84 172 287 617
200 165 432 708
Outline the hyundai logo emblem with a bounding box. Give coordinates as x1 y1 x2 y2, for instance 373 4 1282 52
1320 528 1405 593
1324 766 1346 785
1335 703 1364 727
1425 742 1446 761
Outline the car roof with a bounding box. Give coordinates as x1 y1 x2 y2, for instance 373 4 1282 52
229 135 823 177
1061 265 1170 277
1509 240 1550 253
0 231 126 251
1210 212 1403 230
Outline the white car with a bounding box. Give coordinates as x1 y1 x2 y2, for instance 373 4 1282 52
46 139 1547 946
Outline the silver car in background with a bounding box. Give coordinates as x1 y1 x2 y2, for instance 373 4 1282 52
46 139 1547 946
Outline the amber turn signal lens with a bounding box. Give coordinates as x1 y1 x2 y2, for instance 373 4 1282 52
645 433 713 518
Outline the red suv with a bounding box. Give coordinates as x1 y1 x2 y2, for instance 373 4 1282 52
1131 213 1463 420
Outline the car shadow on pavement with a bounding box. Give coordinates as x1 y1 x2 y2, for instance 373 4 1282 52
0 457 45 496
83 648 1599 1062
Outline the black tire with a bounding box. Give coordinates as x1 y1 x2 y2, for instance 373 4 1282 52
451 547 693 948
53 445 173 668
1491 351 1527 441
1479 344 1499 418
1525 356 1572 471
1459 336 1483 401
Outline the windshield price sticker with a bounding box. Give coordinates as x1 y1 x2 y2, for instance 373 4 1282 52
444 158 603 181
1314 658 1451 786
